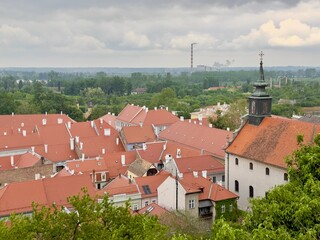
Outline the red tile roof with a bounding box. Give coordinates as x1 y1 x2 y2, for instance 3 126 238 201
117 104 143 123
100 175 139 196
0 114 74 129
137 203 168 216
226 116 320 168
134 173 170 198
122 125 156 144
101 114 117 129
136 141 201 165
0 173 96 217
174 155 224 174
179 173 238 201
0 152 40 170
159 121 232 159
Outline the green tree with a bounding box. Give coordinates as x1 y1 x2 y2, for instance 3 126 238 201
0 190 167 239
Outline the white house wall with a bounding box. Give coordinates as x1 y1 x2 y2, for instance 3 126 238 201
157 176 186 211
226 153 288 210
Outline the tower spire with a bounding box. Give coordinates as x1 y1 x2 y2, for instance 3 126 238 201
259 51 264 81
248 51 272 126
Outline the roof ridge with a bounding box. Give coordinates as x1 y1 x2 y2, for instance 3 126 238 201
129 107 144 123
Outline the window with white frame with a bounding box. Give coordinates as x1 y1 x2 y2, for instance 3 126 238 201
189 199 195 209
132 204 138 211
144 201 149 207
229 204 233 212
221 204 225 213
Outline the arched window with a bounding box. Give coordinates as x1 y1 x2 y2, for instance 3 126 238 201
284 173 288 181
266 167 270 175
235 158 239 165
249 162 253 170
249 186 254 198
235 180 239 192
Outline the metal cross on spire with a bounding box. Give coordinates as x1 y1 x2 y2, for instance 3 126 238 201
259 51 264 62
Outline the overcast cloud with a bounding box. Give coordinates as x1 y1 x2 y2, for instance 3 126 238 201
0 0 319 67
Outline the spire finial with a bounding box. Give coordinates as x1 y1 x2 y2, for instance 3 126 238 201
259 51 265 81
259 51 264 62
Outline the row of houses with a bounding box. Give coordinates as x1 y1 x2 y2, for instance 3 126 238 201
1 56 318 221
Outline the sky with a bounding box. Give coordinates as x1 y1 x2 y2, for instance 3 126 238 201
1 0 320 68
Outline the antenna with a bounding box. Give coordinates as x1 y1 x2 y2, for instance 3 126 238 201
191 42 197 69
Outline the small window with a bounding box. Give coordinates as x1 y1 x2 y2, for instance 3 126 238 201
221 204 225 213
235 180 239 192
189 199 195 209
133 204 138 211
229 204 233 212
249 186 254 198
235 158 239 165
212 176 216 183
266 167 270 175
144 201 149 207
152 199 156 203
284 173 288 181
222 175 225 182
249 162 253 170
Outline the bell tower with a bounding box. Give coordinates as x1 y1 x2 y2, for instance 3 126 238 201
248 51 272 125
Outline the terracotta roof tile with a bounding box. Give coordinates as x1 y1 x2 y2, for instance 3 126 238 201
122 125 156 144
127 158 153 177
226 117 320 168
137 203 169 216
132 109 179 126
0 174 96 216
101 175 139 196
159 121 232 159
116 104 143 122
101 114 117 129
135 173 170 198
175 155 224 174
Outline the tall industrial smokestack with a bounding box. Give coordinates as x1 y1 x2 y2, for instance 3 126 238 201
191 42 197 69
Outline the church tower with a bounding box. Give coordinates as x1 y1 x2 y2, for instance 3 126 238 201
248 51 272 125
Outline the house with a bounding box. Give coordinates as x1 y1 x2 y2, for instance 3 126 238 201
134 173 170 208
120 125 156 151
136 203 169 217
0 173 96 219
135 141 200 171
163 155 225 185
190 102 229 120
157 172 238 220
98 174 141 210
101 113 117 129
127 158 158 178
159 119 232 160
115 104 179 135
225 55 320 210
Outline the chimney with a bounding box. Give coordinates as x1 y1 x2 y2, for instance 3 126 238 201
193 171 198 178
35 173 41 180
198 114 203 122
108 120 112 125
22 130 27 137
154 107 157 110
31 146 35 155
67 121 71 129
60 111 63 115
10 156 14 166
139 121 143 127
178 173 183 179
108 112 111 115
189 119 192 123
81 153 85 161
145 108 148 113
70 138 75 150
80 142 83 150
209 124 213 128
100 118 103 124
218 102 221 106
42 119 47 126
112 113 115 116
166 107 168 111
75 136 79 143
116 138 119 145
180 116 184 121
90 121 94 128
163 143 167 151
44 144 48 153
12 112 14 116
102 148 106 154
202 170 207 179
142 143 147 151
45 112 47 115
227 127 230 131
121 155 126 166
4 132 7 136
104 128 111 136
176 148 181 158
57 118 63 124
